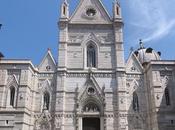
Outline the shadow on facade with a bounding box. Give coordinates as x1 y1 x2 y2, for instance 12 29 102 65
126 75 148 130
155 75 175 130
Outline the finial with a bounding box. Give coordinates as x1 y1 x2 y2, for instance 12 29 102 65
115 0 120 4
63 0 68 4
139 39 144 49
47 48 51 51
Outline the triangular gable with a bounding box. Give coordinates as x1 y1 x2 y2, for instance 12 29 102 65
70 0 111 24
126 52 143 74
40 79 53 93
38 49 56 72
78 74 105 103
7 74 19 87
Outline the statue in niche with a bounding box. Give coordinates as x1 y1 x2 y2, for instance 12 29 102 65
84 103 99 112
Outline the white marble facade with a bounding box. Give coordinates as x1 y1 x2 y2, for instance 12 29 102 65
0 0 175 130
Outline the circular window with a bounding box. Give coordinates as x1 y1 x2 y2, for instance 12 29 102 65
46 66 51 71
87 87 95 95
86 8 96 17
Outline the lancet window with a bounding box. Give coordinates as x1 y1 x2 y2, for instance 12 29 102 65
87 44 96 67
165 88 171 106
133 92 139 112
43 92 50 110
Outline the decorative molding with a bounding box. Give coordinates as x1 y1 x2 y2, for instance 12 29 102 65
66 73 88 78
38 73 54 77
66 73 116 78
126 74 143 79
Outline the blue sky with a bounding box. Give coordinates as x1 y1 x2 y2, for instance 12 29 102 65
0 0 175 65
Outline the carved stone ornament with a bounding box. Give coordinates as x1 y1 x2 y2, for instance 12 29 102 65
69 35 84 43
34 113 52 130
156 94 160 100
83 103 99 112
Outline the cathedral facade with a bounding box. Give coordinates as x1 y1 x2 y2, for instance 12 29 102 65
0 0 175 130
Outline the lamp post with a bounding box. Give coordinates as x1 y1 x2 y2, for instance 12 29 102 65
0 24 2 30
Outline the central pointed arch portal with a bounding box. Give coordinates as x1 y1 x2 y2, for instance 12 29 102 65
83 117 100 130
78 100 104 130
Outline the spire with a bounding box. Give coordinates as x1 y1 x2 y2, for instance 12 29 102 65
63 0 68 5
60 0 69 18
113 0 122 21
115 0 120 5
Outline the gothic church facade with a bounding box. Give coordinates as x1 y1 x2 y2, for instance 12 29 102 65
0 0 175 130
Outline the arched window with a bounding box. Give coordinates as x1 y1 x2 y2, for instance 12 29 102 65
165 88 171 105
10 87 15 107
63 6 66 15
87 44 96 67
43 92 50 110
133 92 139 112
116 6 119 15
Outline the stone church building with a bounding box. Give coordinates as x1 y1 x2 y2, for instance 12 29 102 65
0 0 175 130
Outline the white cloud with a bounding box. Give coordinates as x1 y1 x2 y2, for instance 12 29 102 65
126 0 175 43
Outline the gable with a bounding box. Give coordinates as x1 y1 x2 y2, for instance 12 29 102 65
7 74 19 87
38 50 56 72
126 52 143 74
78 74 105 104
70 0 111 24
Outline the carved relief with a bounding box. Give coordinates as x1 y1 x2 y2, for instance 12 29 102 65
83 103 99 112
69 35 84 43
96 33 113 44
34 113 52 130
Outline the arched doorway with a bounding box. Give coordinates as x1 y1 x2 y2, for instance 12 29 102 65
79 101 104 130
83 117 100 130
